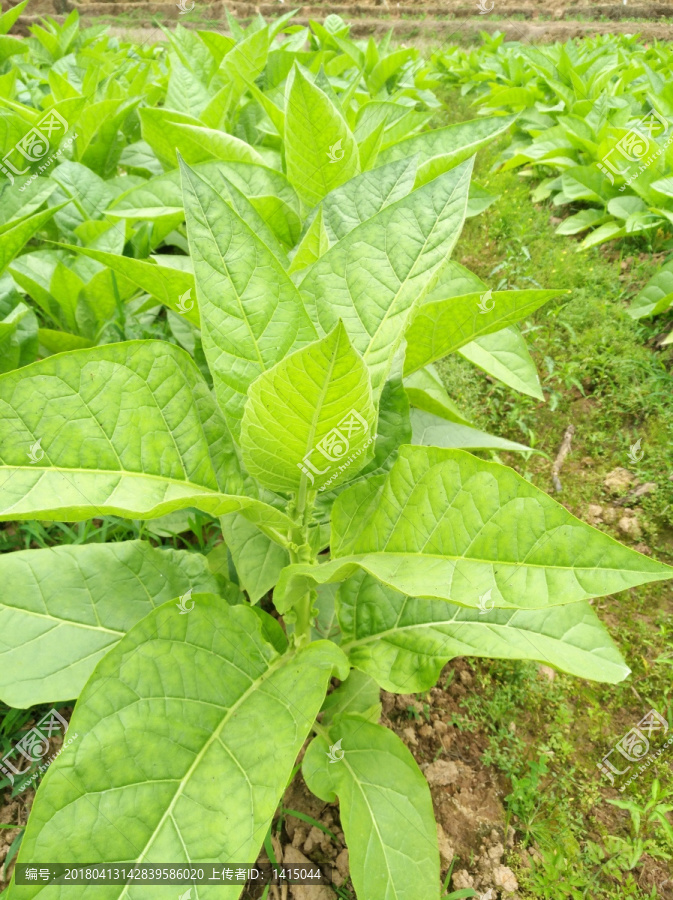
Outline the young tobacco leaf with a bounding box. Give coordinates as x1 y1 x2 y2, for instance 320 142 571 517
241 322 376 494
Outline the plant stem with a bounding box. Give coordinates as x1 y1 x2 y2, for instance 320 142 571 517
288 483 317 646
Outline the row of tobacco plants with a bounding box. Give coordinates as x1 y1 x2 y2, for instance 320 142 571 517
0 6 671 899
434 30 673 327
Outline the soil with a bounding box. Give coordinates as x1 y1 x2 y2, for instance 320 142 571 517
7 0 673 43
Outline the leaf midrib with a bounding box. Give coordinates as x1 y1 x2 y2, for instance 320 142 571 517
318 551 664 575
117 648 294 895
362 165 471 368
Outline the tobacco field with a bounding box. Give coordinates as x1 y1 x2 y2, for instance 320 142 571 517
0 5 672 899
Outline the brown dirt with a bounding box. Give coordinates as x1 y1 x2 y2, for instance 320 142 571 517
7 0 673 43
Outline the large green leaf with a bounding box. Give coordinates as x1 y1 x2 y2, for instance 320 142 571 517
338 572 630 692
10 600 347 898
404 289 561 376
303 717 440 900
0 540 219 707
275 445 672 612
458 326 544 399
284 64 359 208
376 114 518 187
299 159 473 399
0 341 294 539
0 302 37 373
241 323 376 494
181 160 317 436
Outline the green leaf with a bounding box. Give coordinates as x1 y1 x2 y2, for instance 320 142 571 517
0 341 294 539
300 160 473 400
0 33 26 62
321 669 382 725
311 156 417 245
555 208 608 235
404 289 561 376
165 55 212 117
561 165 613 203
403 364 471 425
376 114 518 187
355 373 411 482
0 540 220 707
222 24 270 94
367 47 415 94
0 0 28 36
221 513 289 603
0 205 65 277
577 221 625 250
459 326 544 399
284 64 359 208
0 302 38 373
55 243 199 326
0 178 56 231
38 328 92 355
628 261 673 319
110 159 301 250
303 718 440 900
275 445 673 613
140 107 264 170
288 207 330 275
241 322 376 494
11 600 347 895
410 409 533 453
181 160 317 436
339 572 630 692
